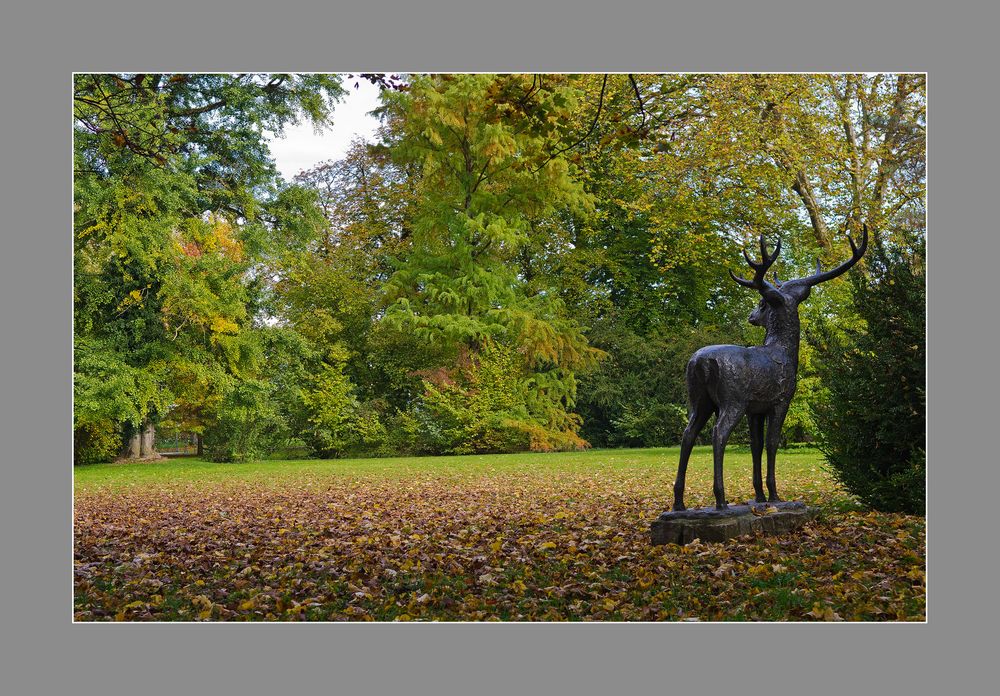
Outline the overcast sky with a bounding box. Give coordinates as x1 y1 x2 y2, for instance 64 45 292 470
268 77 382 181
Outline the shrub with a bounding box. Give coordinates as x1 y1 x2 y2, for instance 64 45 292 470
299 350 387 458
411 342 531 454
407 340 586 455
74 420 122 465
812 233 925 514
610 403 689 448
203 380 285 462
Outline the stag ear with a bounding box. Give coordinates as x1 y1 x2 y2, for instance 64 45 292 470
784 283 810 304
762 288 787 307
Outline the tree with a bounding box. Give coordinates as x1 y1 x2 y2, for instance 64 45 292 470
635 74 925 250
293 139 414 273
378 75 603 450
74 73 344 462
540 75 761 447
286 141 420 408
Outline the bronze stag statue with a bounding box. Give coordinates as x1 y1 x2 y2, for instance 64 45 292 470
672 225 868 511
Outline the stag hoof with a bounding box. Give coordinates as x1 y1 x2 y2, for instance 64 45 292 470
672 502 687 512
754 495 767 503
715 502 729 511
768 495 783 503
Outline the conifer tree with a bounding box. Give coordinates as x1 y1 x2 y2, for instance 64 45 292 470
812 231 925 513
380 75 602 450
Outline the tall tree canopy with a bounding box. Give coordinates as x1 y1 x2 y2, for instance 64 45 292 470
74 73 924 464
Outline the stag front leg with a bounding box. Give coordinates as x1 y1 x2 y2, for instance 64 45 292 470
765 404 789 502
712 407 745 510
748 414 766 503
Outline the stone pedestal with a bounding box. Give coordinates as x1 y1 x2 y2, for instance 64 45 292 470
650 501 817 545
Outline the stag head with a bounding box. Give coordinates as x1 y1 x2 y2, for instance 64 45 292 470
730 225 869 327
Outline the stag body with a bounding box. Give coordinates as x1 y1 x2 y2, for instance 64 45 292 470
672 227 868 511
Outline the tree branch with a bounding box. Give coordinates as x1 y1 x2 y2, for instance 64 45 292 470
628 74 647 130
532 74 608 174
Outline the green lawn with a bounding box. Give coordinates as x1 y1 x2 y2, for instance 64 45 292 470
75 445 835 500
74 446 925 622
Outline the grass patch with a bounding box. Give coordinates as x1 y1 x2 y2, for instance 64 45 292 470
75 445 832 498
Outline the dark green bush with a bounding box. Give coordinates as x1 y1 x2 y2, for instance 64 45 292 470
812 233 925 514
576 322 743 447
73 420 122 465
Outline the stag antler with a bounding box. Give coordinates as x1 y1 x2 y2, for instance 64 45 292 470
729 235 783 300
785 224 869 289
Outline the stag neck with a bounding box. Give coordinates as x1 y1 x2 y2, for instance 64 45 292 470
762 313 801 361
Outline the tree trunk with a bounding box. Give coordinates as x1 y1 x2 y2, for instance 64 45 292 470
196 433 204 457
122 430 142 459
139 421 157 458
791 170 832 251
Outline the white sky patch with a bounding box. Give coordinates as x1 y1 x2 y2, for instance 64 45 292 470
268 77 382 180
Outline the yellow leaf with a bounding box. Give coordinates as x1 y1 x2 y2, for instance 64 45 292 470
191 594 212 611
808 603 843 621
714 563 734 578
239 599 255 611
537 541 557 551
210 316 239 335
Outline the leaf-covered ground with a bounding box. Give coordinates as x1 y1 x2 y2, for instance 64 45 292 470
74 447 925 621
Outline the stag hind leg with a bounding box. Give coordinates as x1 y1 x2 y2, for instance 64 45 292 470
765 404 789 502
711 406 746 509
672 400 714 512
748 413 766 503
